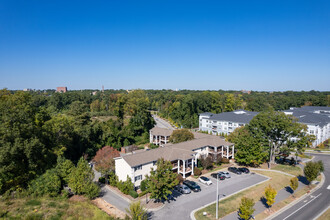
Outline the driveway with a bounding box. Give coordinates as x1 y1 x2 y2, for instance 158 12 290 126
152 114 176 130
150 172 268 220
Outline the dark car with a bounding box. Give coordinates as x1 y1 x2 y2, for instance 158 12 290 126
183 180 201 192
228 167 242 174
238 167 250 174
211 173 225 180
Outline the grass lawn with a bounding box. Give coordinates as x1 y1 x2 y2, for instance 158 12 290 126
272 164 303 176
194 170 291 220
317 207 330 220
255 184 315 220
0 196 114 220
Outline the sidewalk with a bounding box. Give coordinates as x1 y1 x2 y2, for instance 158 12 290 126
221 179 309 220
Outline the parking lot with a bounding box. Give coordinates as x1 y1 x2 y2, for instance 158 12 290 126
151 170 268 220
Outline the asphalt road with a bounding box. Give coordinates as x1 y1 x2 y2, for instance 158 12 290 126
152 115 176 130
151 172 268 220
272 153 330 220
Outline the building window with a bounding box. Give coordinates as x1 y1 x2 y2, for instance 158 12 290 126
134 165 142 171
135 175 142 181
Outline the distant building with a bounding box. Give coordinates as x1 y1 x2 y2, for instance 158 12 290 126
56 87 67 93
241 90 251 94
199 110 258 135
23 88 32 92
92 91 97 96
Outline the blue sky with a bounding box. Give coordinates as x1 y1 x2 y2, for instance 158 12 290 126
0 0 329 91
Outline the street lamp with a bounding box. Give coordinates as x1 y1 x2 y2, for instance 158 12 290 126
216 174 219 219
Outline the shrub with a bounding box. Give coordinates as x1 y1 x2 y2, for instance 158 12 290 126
221 157 230 164
85 182 101 199
109 172 118 187
138 191 148 197
129 190 138 198
28 169 61 197
194 167 202 176
118 176 134 195
99 177 106 184
304 160 324 183
264 185 277 208
140 180 147 192
290 177 298 193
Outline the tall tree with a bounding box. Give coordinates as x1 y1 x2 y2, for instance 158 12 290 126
145 158 179 201
264 185 277 208
93 146 120 176
169 129 194 144
247 110 308 164
227 127 267 166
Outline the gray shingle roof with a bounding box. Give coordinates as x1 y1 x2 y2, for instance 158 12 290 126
204 110 259 124
150 127 173 136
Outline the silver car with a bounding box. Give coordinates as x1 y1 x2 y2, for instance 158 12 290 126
219 171 231 178
178 184 191 194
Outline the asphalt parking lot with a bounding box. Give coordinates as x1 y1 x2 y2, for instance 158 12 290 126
150 170 268 220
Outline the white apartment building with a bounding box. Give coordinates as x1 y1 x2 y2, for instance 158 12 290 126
199 107 330 147
199 110 258 135
283 106 330 146
115 131 234 189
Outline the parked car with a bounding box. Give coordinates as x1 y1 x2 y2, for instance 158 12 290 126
228 167 242 174
219 171 231 178
211 173 225 180
238 167 250 174
183 180 201 192
199 176 212 185
177 184 191 194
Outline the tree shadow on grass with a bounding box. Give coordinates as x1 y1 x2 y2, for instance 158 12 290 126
298 175 309 185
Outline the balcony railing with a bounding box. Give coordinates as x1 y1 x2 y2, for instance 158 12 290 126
179 166 192 173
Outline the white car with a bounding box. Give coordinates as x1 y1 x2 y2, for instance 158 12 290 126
198 176 212 185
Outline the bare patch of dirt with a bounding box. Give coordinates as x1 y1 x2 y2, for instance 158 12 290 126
92 198 127 219
69 195 88 202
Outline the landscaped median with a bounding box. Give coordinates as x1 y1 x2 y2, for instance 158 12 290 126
193 165 309 220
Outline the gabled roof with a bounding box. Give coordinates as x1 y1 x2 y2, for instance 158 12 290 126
120 133 233 167
150 127 173 136
205 110 259 124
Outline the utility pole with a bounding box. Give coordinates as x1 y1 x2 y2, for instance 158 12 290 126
216 174 219 219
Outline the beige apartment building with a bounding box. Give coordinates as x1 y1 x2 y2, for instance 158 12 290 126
115 130 234 189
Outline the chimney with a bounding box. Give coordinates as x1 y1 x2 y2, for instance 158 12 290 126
121 147 126 154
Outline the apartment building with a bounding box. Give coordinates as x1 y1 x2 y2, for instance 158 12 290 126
199 107 330 147
149 127 173 147
199 110 258 135
115 131 234 189
283 106 330 146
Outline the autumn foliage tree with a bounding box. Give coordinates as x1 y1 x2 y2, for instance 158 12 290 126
93 146 120 175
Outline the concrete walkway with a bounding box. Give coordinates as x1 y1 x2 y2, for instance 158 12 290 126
221 177 309 220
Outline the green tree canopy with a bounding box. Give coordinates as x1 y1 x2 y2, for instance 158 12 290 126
227 127 267 166
169 129 194 144
146 158 179 201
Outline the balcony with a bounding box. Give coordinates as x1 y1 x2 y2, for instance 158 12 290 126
179 166 192 173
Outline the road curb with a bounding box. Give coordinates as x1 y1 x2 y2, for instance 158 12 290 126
312 205 330 220
105 185 132 203
190 174 270 220
264 172 325 220
147 203 166 212
249 168 295 177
